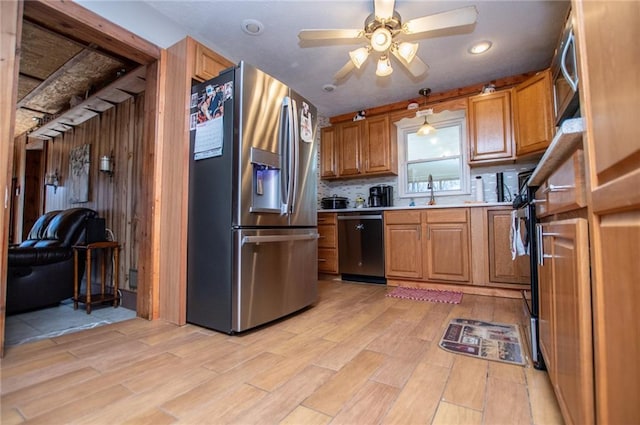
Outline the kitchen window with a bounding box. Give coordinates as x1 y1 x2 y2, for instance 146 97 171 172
396 109 470 198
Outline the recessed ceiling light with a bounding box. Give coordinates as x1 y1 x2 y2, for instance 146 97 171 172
241 19 264 36
322 84 336 93
468 41 492 55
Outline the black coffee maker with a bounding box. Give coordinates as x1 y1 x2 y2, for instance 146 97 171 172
369 185 393 207
369 186 383 207
380 185 393 207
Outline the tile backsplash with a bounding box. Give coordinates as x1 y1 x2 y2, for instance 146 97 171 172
315 117 538 208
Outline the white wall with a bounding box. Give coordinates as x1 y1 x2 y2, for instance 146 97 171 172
75 0 186 48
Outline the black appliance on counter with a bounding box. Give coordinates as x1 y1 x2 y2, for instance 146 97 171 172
513 169 545 370
368 185 393 207
321 195 349 209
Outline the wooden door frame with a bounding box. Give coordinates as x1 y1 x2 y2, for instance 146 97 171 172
1 0 162 356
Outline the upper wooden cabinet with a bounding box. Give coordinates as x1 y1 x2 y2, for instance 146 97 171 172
338 120 363 177
193 42 232 82
513 70 554 156
468 90 514 163
321 115 397 180
467 71 554 164
362 115 394 174
320 126 337 178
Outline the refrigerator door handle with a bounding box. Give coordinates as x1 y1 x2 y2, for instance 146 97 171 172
241 233 319 245
290 97 300 215
279 96 295 216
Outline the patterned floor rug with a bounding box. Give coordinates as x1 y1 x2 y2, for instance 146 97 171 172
385 286 463 304
439 318 526 366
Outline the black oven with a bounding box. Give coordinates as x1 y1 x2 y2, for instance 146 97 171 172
513 170 545 370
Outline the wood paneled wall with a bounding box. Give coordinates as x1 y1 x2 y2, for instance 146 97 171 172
37 94 145 291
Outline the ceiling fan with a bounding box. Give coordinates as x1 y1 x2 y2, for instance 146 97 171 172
298 0 478 81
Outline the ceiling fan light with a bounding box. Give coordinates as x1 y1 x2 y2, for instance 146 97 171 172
376 55 393 77
371 27 393 52
417 116 436 136
397 42 418 63
349 47 371 69
469 40 492 55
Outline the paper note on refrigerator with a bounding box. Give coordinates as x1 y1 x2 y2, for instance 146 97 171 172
194 115 223 160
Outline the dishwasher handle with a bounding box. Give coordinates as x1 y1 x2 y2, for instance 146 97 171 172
337 215 383 220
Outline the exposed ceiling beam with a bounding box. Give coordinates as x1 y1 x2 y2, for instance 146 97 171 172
22 18 137 68
18 72 45 83
16 49 94 109
23 0 160 65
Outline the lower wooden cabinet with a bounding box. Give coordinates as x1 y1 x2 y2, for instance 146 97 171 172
537 218 594 425
423 209 470 283
317 213 338 274
384 211 422 279
384 209 470 284
487 209 530 284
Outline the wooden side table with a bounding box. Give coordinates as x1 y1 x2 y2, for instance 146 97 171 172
73 241 120 314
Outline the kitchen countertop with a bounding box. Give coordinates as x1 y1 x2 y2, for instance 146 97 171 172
528 117 584 187
318 202 512 213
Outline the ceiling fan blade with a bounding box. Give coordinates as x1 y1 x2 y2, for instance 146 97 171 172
391 49 429 77
403 6 478 35
298 29 364 41
374 0 395 21
334 60 356 81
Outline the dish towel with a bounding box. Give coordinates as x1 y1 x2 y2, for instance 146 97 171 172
510 210 527 260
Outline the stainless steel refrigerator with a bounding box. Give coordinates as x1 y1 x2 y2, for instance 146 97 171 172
187 62 318 333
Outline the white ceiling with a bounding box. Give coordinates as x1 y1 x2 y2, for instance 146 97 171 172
77 0 570 117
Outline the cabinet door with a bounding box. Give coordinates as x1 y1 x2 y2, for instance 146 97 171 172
362 115 392 174
537 223 555 381
338 121 363 176
385 224 422 279
487 210 530 284
424 223 470 282
513 70 554 156
194 43 230 82
539 219 594 425
468 90 514 162
320 126 337 179
575 2 640 422
318 248 338 274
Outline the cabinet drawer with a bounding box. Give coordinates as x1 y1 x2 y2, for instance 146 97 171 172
318 224 337 248
385 210 421 225
423 208 469 223
318 248 338 274
318 212 337 225
536 150 586 217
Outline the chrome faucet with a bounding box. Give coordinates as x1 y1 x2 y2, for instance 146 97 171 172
427 174 436 205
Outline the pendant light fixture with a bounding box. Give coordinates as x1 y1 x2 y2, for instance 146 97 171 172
417 87 436 135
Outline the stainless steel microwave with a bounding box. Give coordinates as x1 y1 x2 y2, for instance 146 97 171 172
551 14 580 125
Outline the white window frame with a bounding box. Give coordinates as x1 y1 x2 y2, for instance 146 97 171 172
395 110 470 199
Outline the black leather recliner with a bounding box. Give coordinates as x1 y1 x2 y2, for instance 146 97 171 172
6 208 98 315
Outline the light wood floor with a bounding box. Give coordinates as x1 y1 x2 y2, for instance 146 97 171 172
1 279 564 424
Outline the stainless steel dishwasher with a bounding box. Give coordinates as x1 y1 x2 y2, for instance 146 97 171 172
337 211 386 284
